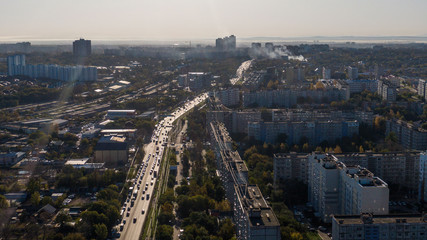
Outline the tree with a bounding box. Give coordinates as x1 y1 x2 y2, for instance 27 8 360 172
290 232 303 240
56 212 72 226
28 130 49 146
219 218 235 240
64 233 86 240
334 145 342 153
385 132 398 143
182 224 209 240
276 133 288 144
31 192 41 206
27 177 41 195
94 224 108 240
0 194 9 208
156 225 173 240
374 116 386 134
315 81 325 89
302 143 310 153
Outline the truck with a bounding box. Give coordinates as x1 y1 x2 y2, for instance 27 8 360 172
153 170 158 178
131 200 135 207
146 193 150 200
133 189 138 198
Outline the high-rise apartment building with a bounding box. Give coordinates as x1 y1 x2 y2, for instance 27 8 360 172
7 54 26 76
210 88 240 107
348 66 358 80
377 80 397 102
73 38 91 57
419 152 427 202
418 79 427 101
274 151 421 194
308 154 389 222
386 118 427 150
248 120 359 145
322 67 331 79
215 35 236 50
7 54 97 81
286 67 305 83
332 213 427 240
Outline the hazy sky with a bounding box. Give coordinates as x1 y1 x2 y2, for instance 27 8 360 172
1 0 427 41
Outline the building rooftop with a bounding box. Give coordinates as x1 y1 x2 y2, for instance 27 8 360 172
242 185 280 228
65 158 90 165
107 109 136 113
314 154 388 187
100 129 136 134
333 213 427 225
95 136 128 151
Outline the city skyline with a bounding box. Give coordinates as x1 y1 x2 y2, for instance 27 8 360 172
1 0 427 42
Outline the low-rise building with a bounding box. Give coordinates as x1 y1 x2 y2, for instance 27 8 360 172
100 129 137 140
94 136 128 165
106 110 136 119
0 152 25 166
65 158 104 169
210 121 280 239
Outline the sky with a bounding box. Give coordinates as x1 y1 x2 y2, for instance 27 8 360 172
1 0 427 42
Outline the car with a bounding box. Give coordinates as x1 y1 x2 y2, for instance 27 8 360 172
133 217 137 223
123 219 126 225
126 212 130 217
127 207 131 211
141 195 145 200
141 209 145 214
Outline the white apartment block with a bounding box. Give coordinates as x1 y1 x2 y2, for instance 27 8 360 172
308 154 389 222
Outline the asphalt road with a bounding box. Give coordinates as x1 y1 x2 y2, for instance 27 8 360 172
118 93 207 240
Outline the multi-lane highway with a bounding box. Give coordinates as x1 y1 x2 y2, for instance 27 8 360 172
118 93 207 240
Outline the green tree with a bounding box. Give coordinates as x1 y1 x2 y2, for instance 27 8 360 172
218 218 235 240
64 233 86 240
31 192 41 206
290 232 303 240
94 224 108 240
334 145 343 153
0 194 9 208
302 143 310 153
27 177 41 195
56 212 72 226
155 225 173 240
